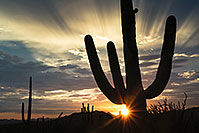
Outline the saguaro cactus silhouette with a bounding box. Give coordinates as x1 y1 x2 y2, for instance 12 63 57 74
21 76 33 124
84 0 176 114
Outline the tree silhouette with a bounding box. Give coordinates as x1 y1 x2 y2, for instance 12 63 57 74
84 0 176 116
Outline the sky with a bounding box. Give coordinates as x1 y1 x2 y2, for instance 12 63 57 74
0 0 198 119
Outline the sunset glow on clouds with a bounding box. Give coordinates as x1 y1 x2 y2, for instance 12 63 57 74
0 0 198 119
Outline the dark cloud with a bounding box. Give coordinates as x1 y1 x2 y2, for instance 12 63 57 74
73 68 90 75
162 91 187 98
172 64 185 69
0 96 23 113
140 61 157 67
65 51 83 61
0 50 95 91
139 54 160 61
175 46 199 55
173 58 189 64
0 40 36 62
134 0 199 28
69 94 90 97
0 51 23 63
33 71 95 91
95 94 107 101
59 64 79 70
0 97 80 115
0 54 54 88
31 109 79 115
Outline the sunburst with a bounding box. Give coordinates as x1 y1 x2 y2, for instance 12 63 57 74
120 105 129 116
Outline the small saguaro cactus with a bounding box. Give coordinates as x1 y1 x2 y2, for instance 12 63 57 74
81 103 93 113
84 0 176 115
81 103 94 122
21 76 33 124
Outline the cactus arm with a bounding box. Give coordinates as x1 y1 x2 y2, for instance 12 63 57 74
27 76 32 123
92 105 94 112
82 103 86 112
84 35 121 104
144 16 176 99
57 112 63 120
87 104 90 112
121 0 142 91
107 41 125 102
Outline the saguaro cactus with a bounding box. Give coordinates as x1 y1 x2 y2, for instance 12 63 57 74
21 76 33 124
22 102 25 123
84 0 176 114
27 76 32 123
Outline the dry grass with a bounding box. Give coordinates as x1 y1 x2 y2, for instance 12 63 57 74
147 92 187 114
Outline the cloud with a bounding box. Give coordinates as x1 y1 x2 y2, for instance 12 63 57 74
0 51 23 63
173 58 189 64
139 54 160 61
140 62 157 67
1 48 199 117
0 40 37 62
0 0 198 54
0 49 96 91
69 94 90 98
178 71 198 79
59 64 79 70
73 68 90 75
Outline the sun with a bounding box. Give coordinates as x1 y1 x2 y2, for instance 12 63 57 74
121 105 129 116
